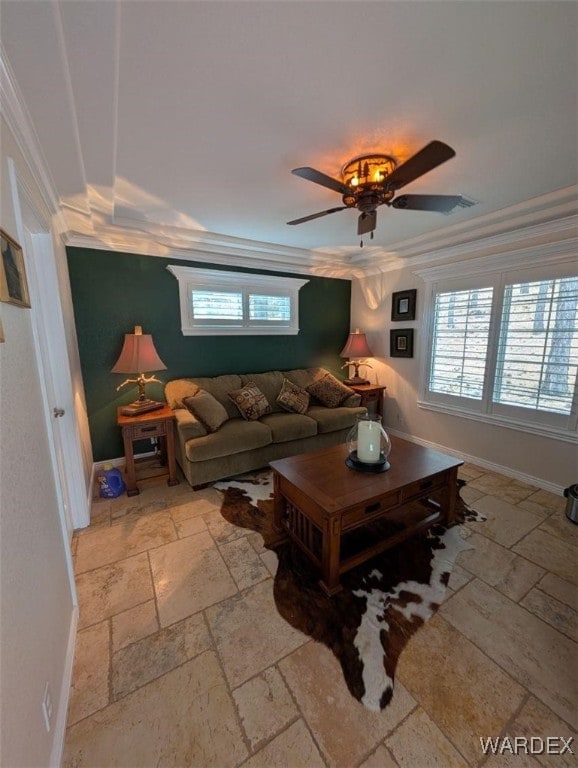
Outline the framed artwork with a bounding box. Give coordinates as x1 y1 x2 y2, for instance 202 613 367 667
390 328 414 358
391 289 416 321
0 229 30 308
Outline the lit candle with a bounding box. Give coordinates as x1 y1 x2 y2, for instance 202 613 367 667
357 420 381 463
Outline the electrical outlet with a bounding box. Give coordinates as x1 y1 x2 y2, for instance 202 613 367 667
42 682 53 732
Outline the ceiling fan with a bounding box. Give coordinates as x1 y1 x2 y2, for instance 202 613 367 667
287 140 474 244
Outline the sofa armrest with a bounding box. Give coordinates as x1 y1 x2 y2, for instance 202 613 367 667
173 408 208 440
343 393 362 407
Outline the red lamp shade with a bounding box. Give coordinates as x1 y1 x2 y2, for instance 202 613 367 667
112 326 168 415
340 329 373 359
112 326 167 374
340 328 373 385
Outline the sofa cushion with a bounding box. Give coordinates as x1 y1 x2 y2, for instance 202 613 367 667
240 371 284 413
283 367 327 390
173 408 208 440
259 412 318 443
229 382 272 420
307 405 366 434
164 378 200 409
184 419 272 462
276 378 310 414
182 390 229 433
187 374 243 419
307 373 355 408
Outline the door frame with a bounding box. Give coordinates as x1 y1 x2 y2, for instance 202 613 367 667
8 158 90 533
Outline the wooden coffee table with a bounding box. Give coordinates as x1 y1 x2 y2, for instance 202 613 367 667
270 437 463 595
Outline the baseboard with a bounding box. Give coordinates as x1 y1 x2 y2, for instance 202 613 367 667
387 428 564 496
49 604 78 767
92 451 156 475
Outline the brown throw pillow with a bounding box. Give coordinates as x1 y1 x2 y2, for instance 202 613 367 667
276 378 310 414
182 390 229 433
307 373 354 408
228 382 272 420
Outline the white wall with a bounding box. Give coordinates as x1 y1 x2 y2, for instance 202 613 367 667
351 264 575 493
0 117 76 766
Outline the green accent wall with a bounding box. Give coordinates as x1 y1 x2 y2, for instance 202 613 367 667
66 247 352 461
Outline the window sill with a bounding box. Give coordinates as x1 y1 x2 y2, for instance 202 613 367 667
417 399 577 444
181 327 300 336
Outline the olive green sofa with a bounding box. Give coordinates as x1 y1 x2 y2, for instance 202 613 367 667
164 367 366 488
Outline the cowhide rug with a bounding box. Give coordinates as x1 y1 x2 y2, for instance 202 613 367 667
214 469 484 712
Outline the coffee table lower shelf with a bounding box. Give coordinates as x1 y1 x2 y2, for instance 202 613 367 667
275 493 444 595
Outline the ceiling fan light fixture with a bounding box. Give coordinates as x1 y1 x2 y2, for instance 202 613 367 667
341 154 397 189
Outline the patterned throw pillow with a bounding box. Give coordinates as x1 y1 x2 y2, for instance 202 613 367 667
182 390 229 433
228 382 272 421
276 378 310 415
306 373 355 408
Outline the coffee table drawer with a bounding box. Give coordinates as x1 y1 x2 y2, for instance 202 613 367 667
401 472 446 503
342 489 401 529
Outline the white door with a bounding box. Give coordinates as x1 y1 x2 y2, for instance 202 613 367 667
9 161 90 533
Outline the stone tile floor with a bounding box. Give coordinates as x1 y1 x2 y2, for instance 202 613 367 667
64 462 577 767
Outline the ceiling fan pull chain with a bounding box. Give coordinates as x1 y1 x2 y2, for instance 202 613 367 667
360 239 363 248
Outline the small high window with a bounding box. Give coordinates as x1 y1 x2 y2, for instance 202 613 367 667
167 265 308 336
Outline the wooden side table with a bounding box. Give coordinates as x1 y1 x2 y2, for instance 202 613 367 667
117 405 179 496
348 383 387 419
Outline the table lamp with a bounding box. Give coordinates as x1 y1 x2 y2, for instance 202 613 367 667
340 328 373 385
112 325 167 416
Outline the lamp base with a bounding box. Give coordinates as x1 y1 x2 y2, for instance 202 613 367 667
120 399 164 417
344 376 370 385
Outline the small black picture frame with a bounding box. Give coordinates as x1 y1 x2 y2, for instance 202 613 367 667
391 289 416 321
390 329 414 358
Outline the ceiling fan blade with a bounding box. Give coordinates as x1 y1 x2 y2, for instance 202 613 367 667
291 167 350 196
392 194 475 214
357 210 377 236
287 206 348 225
384 141 456 191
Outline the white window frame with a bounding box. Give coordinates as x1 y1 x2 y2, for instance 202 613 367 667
166 265 308 336
417 244 578 442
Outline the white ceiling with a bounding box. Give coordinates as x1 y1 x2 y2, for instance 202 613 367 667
1 1 577 274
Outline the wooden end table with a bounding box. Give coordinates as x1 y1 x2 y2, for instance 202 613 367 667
347 383 386 418
117 405 179 496
271 437 462 595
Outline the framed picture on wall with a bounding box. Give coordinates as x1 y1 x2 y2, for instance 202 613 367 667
0 229 30 308
391 289 416 321
390 328 414 358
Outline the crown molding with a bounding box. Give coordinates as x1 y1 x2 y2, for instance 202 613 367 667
0 46 69 237
65 195 577 280
64 229 355 279
353 187 578 276
414 232 578 281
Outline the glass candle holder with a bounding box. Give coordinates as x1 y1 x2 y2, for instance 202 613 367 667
346 413 391 470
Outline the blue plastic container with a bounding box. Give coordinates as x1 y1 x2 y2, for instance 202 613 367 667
98 465 126 498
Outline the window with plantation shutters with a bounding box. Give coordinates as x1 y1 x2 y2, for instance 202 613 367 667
167 265 308 335
192 291 243 321
493 277 578 415
430 287 494 399
419 257 578 440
